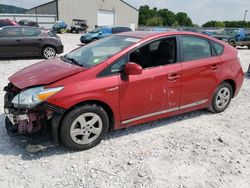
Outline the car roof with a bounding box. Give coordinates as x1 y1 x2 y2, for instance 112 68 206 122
0 26 48 32
117 31 213 39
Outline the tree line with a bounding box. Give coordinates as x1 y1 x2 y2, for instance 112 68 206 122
139 5 194 27
139 5 250 28
202 21 250 28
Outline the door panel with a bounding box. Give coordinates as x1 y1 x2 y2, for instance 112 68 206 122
180 56 221 106
0 28 22 57
162 63 182 110
21 28 42 55
119 67 166 121
179 35 222 107
19 37 42 56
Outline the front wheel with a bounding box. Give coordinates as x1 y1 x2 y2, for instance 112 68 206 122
60 105 109 150
209 82 233 113
42 46 56 59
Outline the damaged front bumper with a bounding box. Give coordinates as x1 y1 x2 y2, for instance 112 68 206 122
4 83 65 145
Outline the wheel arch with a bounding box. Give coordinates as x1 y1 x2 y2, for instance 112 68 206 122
221 79 236 97
60 100 115 131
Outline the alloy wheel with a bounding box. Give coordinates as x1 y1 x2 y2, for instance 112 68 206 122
70 112 103 145
43 47 56 59
215 87 231 109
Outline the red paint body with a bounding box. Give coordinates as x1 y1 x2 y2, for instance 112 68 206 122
9 31 244 130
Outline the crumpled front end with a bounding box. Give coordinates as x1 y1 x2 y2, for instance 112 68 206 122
4 83 65 144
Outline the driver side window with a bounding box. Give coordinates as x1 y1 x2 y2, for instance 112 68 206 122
129 37 177 69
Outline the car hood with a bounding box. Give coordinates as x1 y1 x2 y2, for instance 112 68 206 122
9 57 85 89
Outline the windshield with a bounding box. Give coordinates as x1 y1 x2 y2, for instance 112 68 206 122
65 35 141 68
90 27 102 33
219 29 238 36
54 21 60 26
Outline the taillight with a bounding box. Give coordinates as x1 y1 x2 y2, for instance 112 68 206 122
237 51 241 65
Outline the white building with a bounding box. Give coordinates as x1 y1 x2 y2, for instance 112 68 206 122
26 0 139 30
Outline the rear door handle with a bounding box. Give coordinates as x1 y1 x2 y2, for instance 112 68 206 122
16 39 21 42
168 73 181 81
211 64 219 70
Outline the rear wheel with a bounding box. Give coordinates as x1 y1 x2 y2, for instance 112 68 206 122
60 105 109 150
42 46 56 59
209 82 233 113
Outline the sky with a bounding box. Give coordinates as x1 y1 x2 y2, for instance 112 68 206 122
0 0 249 25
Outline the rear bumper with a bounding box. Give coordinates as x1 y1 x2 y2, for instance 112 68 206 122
234 68 244 97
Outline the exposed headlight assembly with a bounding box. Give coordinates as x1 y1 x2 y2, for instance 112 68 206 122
12 86 64 108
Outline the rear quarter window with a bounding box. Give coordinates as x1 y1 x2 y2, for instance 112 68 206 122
211 41 224 55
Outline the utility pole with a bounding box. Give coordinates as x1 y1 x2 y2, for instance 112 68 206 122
244 10 248 22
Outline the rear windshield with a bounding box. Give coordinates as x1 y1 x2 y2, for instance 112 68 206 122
66 35 141 68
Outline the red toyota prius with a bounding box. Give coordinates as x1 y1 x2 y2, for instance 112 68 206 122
4 31 244 150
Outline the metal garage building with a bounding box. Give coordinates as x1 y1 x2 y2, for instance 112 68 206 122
26 0 139 30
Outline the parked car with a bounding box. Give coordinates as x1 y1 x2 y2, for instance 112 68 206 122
201 31 217 36
234 32 250 49
70 19 88 33
212 28 246 45
52 21 68 33
0 19 18 28
18 20 39 27
4 31 244 150
0 26 63 59
80 26 132 43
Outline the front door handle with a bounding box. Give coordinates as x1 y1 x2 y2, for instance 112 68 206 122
168 73 181 81
16 39 21 42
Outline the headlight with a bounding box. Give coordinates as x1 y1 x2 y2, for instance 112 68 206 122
12 86 64 108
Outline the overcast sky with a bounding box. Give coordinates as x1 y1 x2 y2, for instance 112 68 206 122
0 0 249 25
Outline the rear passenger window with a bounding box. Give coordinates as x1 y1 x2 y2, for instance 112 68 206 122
0 28 21 37
23 28 41 37
211 41 224 55
181 36 212 62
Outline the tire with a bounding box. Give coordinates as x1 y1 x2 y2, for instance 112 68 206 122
60 105 109 150
248 45 250 49
42 46 56 59
209 82 233 113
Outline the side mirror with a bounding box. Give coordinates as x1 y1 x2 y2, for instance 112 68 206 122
98 31 102 35
124 62 142 75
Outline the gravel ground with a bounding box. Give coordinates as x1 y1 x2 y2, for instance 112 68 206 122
0 34 250 188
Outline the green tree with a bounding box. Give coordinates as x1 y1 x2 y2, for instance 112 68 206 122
139 5 158 25
146 17 163 26
172 21 180 27
158 8 176 26
202 21 216 27
215 21 225 27
176 12 193 26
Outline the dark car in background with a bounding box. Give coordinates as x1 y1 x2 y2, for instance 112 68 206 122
80 26 132 43
0 19 18 28
0 26 63 59
18 20 39 27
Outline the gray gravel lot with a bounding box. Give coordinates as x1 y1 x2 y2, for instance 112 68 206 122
0 34 250 188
